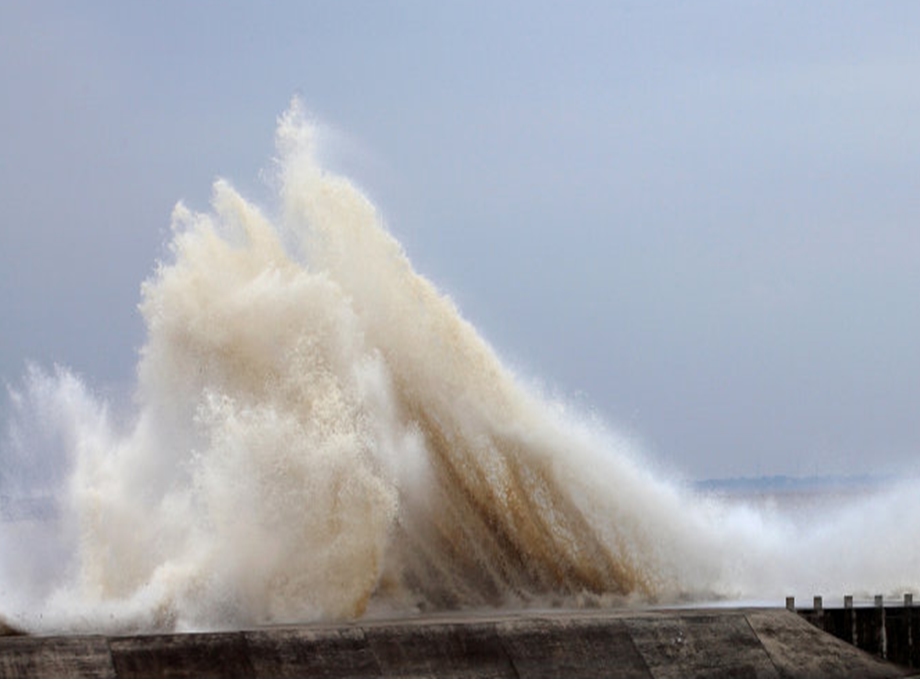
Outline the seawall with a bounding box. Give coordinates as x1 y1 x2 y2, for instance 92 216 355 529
0 607 910 678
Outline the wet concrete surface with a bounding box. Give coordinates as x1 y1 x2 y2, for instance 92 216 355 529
0 607 909 678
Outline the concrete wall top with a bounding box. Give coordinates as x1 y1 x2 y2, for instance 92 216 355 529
0 608 909 678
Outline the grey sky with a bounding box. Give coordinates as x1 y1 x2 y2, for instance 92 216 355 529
2 1 919 479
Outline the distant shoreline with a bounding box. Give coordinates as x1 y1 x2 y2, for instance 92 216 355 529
692 473 900 496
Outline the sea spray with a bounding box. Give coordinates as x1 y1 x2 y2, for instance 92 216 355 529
1 101 917 633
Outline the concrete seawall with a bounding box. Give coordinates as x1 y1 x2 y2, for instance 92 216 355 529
0 608 909 678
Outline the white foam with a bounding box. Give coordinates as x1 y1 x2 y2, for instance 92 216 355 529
1 101 917 633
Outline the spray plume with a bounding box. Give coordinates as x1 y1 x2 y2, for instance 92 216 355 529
1 101 917 633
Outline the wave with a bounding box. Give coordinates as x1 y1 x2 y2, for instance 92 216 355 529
1 101 917 633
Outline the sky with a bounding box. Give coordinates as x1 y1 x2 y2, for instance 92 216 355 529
1 0 919 480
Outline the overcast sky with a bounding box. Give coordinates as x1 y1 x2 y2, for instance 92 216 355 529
2 1 919 480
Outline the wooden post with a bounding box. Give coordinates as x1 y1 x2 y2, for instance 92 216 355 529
785 596 795 611
907 593 915 669
813 595 824 629
875 595 887 660
844 595 856 646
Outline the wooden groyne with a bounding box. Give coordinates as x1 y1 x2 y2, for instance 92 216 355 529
788 594 917 669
